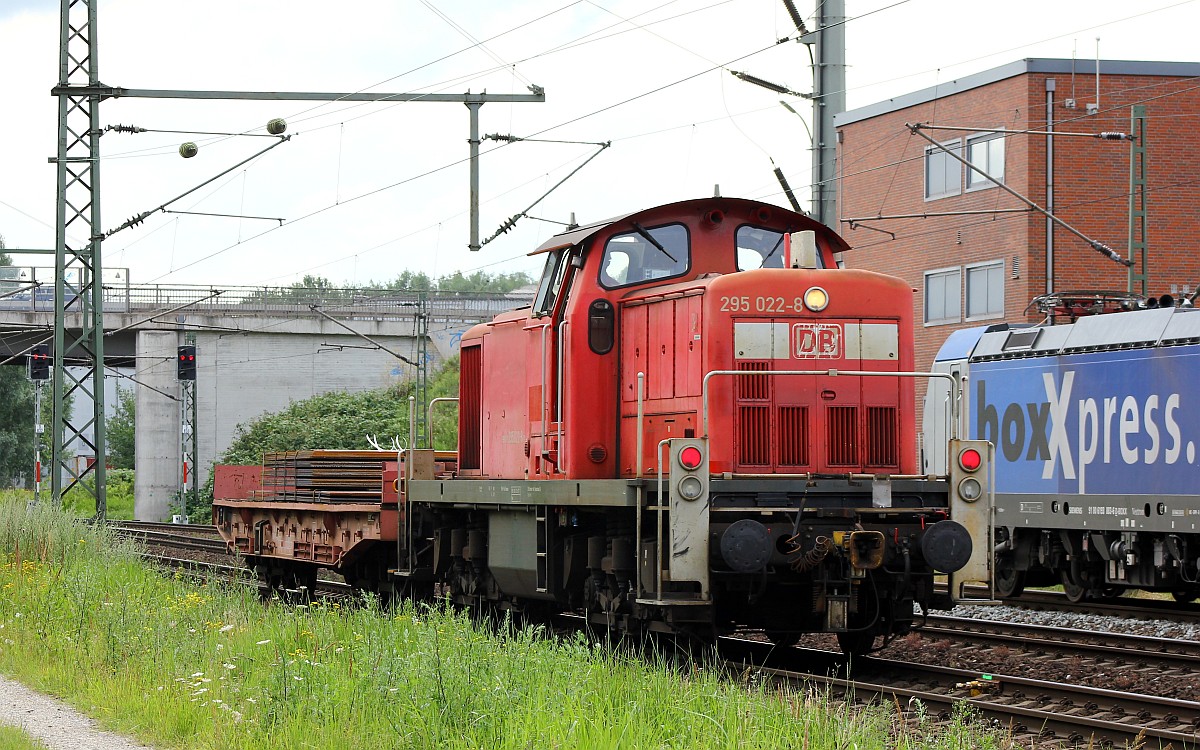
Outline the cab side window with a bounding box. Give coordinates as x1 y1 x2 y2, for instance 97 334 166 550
599 224 689 289
533 247 571 316
736 225 824 270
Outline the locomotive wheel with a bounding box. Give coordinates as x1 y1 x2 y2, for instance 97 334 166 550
765 629 801 648
994 564 1025 598
836 630 876 657
1173 590 1198 603
1059 571 1088 603
280 568 319 604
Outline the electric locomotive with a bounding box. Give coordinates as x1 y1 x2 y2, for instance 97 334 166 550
925 293 1200 602
216 196 993 653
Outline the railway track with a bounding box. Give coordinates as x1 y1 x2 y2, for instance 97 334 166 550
922 613 1200 673
720 636 1200 749
107 520 230 555
138 552 355 601
963 585 1200 624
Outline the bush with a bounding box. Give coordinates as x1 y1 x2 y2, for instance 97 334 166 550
61 468 135 519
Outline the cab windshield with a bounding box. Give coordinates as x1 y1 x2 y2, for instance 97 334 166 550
599 224 689 289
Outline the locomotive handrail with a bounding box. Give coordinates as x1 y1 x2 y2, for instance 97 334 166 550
700 369 962 465
426 398 459 450
557 319 568 474
540 323 551 461
722 472 946 481
654 437 671 601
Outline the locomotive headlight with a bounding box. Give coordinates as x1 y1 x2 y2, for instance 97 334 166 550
957 476 983 502
678 475 704 501
803 286 829 312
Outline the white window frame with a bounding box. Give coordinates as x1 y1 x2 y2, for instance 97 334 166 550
923 266 962 326
965 260 1005 321
924 139 962 200
965 130 1005 191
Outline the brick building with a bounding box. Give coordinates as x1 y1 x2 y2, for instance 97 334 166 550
833 58 1200 423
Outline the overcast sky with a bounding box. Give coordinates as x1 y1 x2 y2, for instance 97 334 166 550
0 0 1195 289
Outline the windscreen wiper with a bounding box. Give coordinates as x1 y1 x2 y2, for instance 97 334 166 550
631 222 676 263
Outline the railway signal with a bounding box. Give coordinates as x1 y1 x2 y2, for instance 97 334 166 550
943 439 994 597
666 438 711 597
177 345 196 380
28 344 50 380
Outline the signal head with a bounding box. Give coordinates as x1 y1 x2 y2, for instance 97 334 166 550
679 445 703 470
958 447 982 472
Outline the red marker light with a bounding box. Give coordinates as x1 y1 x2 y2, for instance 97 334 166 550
679 446 703 470
958 448 982 472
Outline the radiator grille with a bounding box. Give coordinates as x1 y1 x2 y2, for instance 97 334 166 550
738 406 771 466
777 406 810 467
826 406 859 466
459 345 483 470
737 361 770 400
866 406 898 468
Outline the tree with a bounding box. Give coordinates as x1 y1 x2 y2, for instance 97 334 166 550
436 270 532 293
106 386 135 469
0 241 38 488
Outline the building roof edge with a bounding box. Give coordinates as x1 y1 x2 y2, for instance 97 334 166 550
834 58 1200 127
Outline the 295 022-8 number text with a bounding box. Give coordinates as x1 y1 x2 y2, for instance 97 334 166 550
719 296 802 313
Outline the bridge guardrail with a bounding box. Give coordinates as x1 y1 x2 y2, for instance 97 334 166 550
0 272 532 321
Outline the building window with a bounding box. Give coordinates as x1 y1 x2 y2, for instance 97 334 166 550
966 132 1005 189
924 140 961 199
966 261 1004 319
924 267 961 325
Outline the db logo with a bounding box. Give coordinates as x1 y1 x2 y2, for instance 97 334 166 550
794 323 841 358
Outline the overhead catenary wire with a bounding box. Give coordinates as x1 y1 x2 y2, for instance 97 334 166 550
250 30 1200 286
9 0 1190 292
147 33 797 285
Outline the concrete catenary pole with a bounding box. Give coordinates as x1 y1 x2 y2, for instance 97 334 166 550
811 0 846 228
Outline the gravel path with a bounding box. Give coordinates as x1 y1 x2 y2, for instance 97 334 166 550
0 675 155 750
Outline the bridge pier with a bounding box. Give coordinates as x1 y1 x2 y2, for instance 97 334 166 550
134 330 181 521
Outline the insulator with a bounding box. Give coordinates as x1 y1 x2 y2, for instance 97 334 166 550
266 118 287 135
1096 132 1131 141
179 142 198 159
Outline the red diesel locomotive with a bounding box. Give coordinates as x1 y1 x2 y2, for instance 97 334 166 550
215 196 992 653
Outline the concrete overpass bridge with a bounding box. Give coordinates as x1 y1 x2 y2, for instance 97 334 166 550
0 271 531 519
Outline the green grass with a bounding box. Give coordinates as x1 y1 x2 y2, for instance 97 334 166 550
0 492 1015 749
0 726 49 750
60 469 136 519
